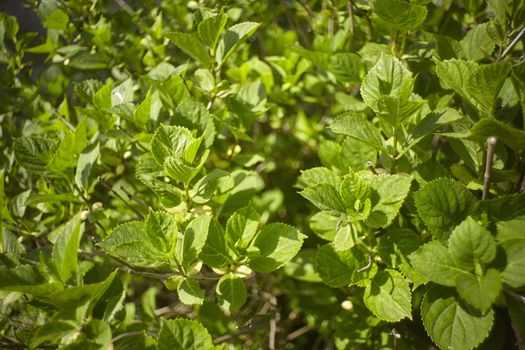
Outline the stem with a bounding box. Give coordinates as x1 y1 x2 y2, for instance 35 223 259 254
391 126 398 174
347 1 355 49
482 136 497 200
497 26 525 62
98 177 145 219
179 73 191 96
366 161 378 175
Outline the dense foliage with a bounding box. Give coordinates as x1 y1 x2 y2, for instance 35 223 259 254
1 0 525 349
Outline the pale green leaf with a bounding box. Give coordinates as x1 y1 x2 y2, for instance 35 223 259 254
75 142 100 191
179 215 211 268
200 218 233 268
360 54 414 112
248 223 305 273
297 167 340 189
52 212 83 283
309 211 339 241
158 318 214 350
448 217 496 268
177 278 205 305
409 241 470 286
422 286 494 350
216 22 260 65
165 32 211 67
371 0 427 31
366 174 412 228
315 244 365 287
414 178 478 241
501 240 525 288
150 125 194 166
198 13 228 49
330 112 386 152
456 268 501 313
226 206 260 251
216 274 247 312
300 184 346 213
364 269 412 322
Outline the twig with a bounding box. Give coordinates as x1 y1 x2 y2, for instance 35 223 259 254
56 113 75 131
117 125 148 152
179 73 192 96
118 185 150 211
498 26 525 62
115 0 134 16
286 325 312 341
357 254 372 273
98 177 145 219
482 137 497 200
366 161 378 175
347 1 355 49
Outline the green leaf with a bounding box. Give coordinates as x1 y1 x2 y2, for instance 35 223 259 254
52 212 83 283
216 274 247 312
376 96 426 127
327 53 362 83
460 22 495 61
363 269 412 322
421 286 494 350
300 183 346 213
456 269 501 313
448 217 496 268
283 248 322 282
225 206 260 251
371 0 427 31
0 265 63 296
248 223 305 273
500 239 525 288
145 210 178 254
297 167 340 189
198 13 228 49
435 59 510 117
309 211 339 241
29 320 78 349
165 32 211 67
366 174 412 228
414 178 477 241
14 137 59 173
75 142 100 191
497 214 525 242
216 22 260 65
158 318 214 350
315 244 365 287
409 241 470 286
330 112 386 152
45 9 69 30
178 278 205 305
69 52 109 70
178 215 210 268
172 98 216 148
200 218 233 268
360 54 414 113
468 118 525 151
151 125 195 166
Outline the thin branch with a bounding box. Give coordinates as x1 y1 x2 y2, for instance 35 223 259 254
498 26 525 62
482 137 497 200
366 161 378 175
115 0 134 16
357 254 372 272
286 325 312 341
98 177 145 219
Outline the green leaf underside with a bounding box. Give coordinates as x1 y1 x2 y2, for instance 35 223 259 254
422 286 494 350
315 244 366 287
364 269 412 322
216 274 247 312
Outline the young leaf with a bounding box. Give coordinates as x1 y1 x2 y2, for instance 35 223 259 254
178 215 211 268
300 183 346 213
500 240 525 288
330 112 386 152
376 95 426 127
371 0 427 31
360 54 414 112
198 13 228 49
297 167 340 189
178 278 205 305
52 212 83 284
409 241 470 287
165 32 211 67
14 137 59 173
200 218 234 268
456 269 501 313
75 142 100 191
158 318 214 350
366 174 412 228
421 286 494 350
414 178 477 241
225 206 260 251
172 98 216 148
216 274 247 312
216 22 260 66
315 244 365 287
150 125 194 166
363 269 412 322
448 217 496 268
248 223 305 273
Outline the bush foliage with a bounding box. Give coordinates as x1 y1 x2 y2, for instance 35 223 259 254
1 0 525 349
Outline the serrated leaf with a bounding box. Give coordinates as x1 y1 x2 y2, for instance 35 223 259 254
158 318 214 350
376 95 426 127
226 206 260 251
190 169 229 204
300 183 346 213
456 269 501 313
151 125 195 166
14 137 59 173
414 178 477 241
75 142 100 191
216 274 247 312
409 241 470 286
283 248 322 282
330 112 386 152
297 167 340 189
200 218 233 268
198 13 228 49
501 239 525 288
363 269 412 322
177 278 205 305
422 286 494 350
468 118 525 151
165 32 211 67
52 212 83 283
460 22 495 61
360 54 414 112
366 174 412 228
172 98 216 148
327 53 362 83
448 217 496 268
248 223 305 273
216 22 260 65
315 244 365 287
178 215 210 268
371 0 427 30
